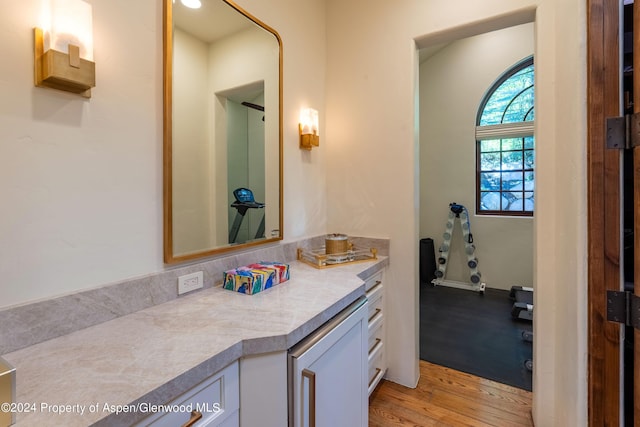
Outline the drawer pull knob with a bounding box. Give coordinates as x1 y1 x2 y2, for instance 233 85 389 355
366 283 383 297
182 410 203 427
369 338 382 353
368 368 382 387
369 308 382 322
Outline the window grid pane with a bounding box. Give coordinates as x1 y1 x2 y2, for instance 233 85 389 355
480 139 501 152
501 151 524 170
479 64 534 126
476 58 534 216
477 136 534 214
501 138 523 151
480 172 500 191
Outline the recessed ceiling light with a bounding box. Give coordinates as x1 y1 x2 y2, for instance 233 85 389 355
181 0 202 9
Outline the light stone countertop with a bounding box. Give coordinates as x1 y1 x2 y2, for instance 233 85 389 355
2 259 387 427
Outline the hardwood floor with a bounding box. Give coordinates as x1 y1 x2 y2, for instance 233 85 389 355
369 361 533 427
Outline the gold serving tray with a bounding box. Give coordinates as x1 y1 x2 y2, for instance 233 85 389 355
297 247 377 269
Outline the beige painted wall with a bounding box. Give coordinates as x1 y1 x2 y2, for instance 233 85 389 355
173 25 278 255
0 0 327 308
0 0 165 307
325 1 586 426
420 24 534 291
208 25 280 245
173 28 212 255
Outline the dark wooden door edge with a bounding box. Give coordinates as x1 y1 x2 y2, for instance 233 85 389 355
633 3 640 426
586 0 622 425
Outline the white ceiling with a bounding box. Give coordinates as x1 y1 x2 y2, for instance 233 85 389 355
174 1 447 66
173 0 253 43
418 43 449 64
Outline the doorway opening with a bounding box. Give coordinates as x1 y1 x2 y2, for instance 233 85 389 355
418 22 535 392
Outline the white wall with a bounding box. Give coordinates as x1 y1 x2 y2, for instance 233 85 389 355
325 1 587 426
0 0 164 307
225 95 266 243
219 0 328 241
208 25 279 244
173 28 212 255
420 24 534 290
0 0 327 307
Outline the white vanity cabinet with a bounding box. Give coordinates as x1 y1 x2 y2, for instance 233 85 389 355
365 270 386 394
135 361 239 427
289 297 369 427
131 265 386 427
239 295 376 427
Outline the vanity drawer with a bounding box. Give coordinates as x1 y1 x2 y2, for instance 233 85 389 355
363 268 386 395
368 315 383 355
367 342 385 395
364 271 383 292
136 362 239 427
367 284 383 323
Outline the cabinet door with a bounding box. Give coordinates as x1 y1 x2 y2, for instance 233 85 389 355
289 299 368 427
136 362 239 427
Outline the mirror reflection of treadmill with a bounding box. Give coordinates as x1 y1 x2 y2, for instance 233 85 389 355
229 188 266 243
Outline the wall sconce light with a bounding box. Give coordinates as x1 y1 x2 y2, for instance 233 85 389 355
299 108 319 150
34 0 95 98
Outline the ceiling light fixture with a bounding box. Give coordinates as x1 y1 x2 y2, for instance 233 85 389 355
181 0 202 9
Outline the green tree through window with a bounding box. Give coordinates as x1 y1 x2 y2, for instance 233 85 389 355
476 57 534 216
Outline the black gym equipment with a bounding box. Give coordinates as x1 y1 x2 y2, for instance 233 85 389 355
510 285 533 321
524 359 533 372
228 188 265 244
420 238 437 285
433 202 484 293
510 285 534 372
522 330 533 371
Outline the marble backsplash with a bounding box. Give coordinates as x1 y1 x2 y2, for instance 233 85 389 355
0 236 388 355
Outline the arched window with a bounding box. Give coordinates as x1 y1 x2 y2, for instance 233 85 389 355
476 57 534 216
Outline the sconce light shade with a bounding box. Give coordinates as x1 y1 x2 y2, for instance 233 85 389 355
299 108 319 150
34 0 95 98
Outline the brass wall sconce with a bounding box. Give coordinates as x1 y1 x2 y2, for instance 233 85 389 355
299 108 319 150
34 0 95 98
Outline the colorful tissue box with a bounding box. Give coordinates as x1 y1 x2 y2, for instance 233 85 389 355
222 268 271 295
256 261 290 283
223 262 289 295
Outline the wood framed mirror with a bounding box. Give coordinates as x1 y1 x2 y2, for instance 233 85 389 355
163 0 283 263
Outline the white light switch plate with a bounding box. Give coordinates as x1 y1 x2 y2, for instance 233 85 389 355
178 271 204 295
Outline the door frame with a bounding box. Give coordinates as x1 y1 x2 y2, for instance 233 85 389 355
587 0 624 425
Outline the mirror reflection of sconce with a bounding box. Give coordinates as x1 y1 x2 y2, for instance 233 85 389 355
299 108 319 150
34 0 95 98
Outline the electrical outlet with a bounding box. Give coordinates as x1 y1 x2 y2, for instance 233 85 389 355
178 271 204 295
